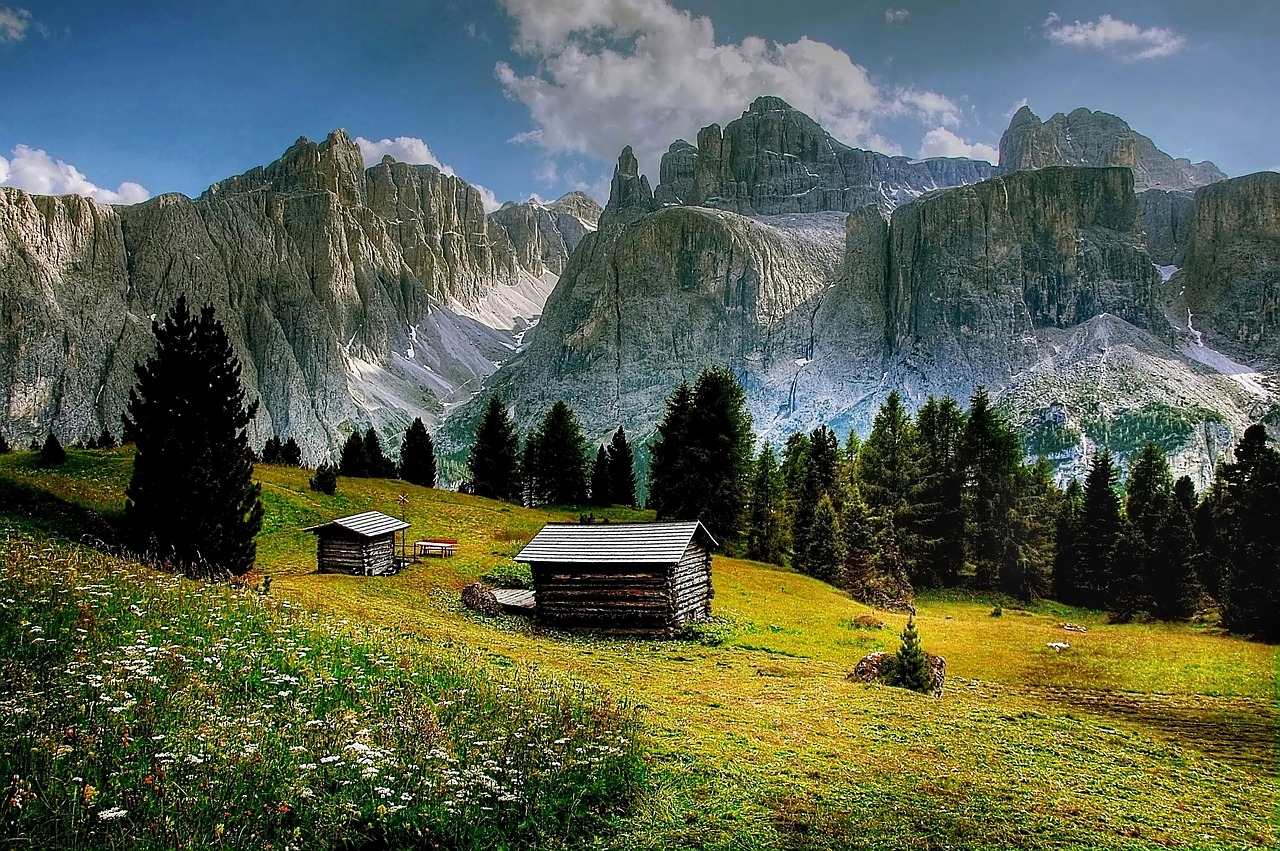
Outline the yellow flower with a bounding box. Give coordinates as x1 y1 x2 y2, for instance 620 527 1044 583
82 785 97 805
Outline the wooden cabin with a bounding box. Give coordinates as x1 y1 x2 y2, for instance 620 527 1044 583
303 511 410 576
515 521 717 637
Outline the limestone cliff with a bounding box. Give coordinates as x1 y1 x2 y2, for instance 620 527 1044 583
998 106 1225 192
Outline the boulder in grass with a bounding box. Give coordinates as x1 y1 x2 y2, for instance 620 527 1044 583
461 582 503 616
848 650 947 698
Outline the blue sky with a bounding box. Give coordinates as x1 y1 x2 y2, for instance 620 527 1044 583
1 0 1276 207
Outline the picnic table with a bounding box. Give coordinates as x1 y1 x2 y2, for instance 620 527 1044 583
414 538 458 558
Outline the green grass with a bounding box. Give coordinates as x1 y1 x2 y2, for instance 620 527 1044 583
1 448 1277 850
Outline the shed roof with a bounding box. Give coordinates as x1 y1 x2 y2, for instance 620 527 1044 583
515 521 717 564
303 510 410 538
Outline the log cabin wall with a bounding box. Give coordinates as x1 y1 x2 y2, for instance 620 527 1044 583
316 532 396 576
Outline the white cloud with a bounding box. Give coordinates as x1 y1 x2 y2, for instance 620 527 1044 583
355 135 503 212
495 0 962 177
919 128 999 164
0 6 32 43
0 145 150 204
885 8 910 24
1043 13 1184 61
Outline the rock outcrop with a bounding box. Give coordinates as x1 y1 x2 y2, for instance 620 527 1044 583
1139 189 1197 266
489 192 601 276
0 131 599 459
651 96 995 216
998 106 1226 192
848 650 946 698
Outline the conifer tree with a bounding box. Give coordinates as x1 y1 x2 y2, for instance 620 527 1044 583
40 433 66 465
607 426 637 507
803 494 843 584
1077 449 1124 609
261 436 283 465
529 401 589 505
1193 478 1229 602
122 296 263 575
915 395 967 587
309 462 338 495
746 444 785 565
1054 478 1085 603
1174 475 1198 517
280 437 302 467
590 445 613 505
363 427 394 478
1216 425 1280 639
780 431 812 559
1120 443 1198 620
0 433 9 454
793 425 840 574
647 382 694 518
888 616 933 695
1004 458 1059 601
857 390 921 583
839 482 876 590
96 426 117 450
468 395 523 503
961 388 1023 589
399 417 437 488
518 427 542 507
339 431 367 477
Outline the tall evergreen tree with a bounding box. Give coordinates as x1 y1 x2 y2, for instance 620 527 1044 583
1120 443 1198 620
122 296 263 575
1193 478 1229 602
468 395 522 503
590 445 613 506
960 388 1023 589
856 390 921 586
915 396 967 587
339 431 367 477
363 427 394 478
793 425 840 575
1054 478 1085 603
746 444 786 565
399 417 438 488
280 437 302 467
40 433 66 465
1216 425 1280 639
261 436 283 464
839 482 876 591
518 428 542 507
1173 475 1198 517
647 382 694 517
780 431 812 560
803 494 843 584
607 426 637 507
1077 449 1124 609
530 401 590 505
1004 458 1059 601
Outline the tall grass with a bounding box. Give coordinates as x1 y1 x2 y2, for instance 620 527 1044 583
0 536 643 850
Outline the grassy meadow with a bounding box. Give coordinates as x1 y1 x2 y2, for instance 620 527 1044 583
0 447 1276 850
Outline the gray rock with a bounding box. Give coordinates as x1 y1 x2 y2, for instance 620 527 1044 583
461 581 503 616
1139 189 1197 266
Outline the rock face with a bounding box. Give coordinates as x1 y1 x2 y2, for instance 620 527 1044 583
651 96 996 216
1139 189 1197 266
998 106 1226 192
489 192 601 276
1181 172 1280 359
0 131 599 459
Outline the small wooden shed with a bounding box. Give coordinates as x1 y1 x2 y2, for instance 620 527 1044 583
304 510 410 576
515 521 717 637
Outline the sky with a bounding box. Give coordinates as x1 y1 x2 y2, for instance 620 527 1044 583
1 0 1276 209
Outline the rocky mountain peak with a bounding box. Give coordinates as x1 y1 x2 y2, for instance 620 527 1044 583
600 145 655 227
202 127 366 206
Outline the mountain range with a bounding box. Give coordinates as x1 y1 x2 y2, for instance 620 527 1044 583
2 100 1276 486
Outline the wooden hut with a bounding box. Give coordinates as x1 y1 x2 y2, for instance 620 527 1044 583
303 511 410 576
515 521 717 637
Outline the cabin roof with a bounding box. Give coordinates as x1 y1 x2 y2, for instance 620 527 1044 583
515 521 717 564
303 510 410 538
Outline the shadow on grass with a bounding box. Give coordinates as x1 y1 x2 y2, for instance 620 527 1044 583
0 475 123 552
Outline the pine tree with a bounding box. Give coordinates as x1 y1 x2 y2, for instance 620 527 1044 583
1077 449 1124 609
803 494 843 584
280 437 302 467
339 431 367 477
857 391 921 585
40 433 66 465
122 296 263 576
780 431 812 561
309 462 338 495
1216 425 1280 639
261 436 283 465
607 426 637 507
647 382 694 518
399 417 438 488
468 395 522 503
1054 478 1085 603
839 482 876 590
530 401 589 505
96 427 117 450
518 428 542 507
793 426 840 575
1194 478 1229 602
1173 475 1198 517
961 388 1023 589
888 616 933 695
1120 443 1198 620
746 444 785 565
0 433 9 454
915 395 967 587
1004 458 1059 601
590 445 613 506
363 427 394 478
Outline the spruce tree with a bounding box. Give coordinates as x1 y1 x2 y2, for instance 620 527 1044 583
468 395 522 503
261 436 283 465
607 426 637 507
961 388 1023 589
915 395 967 587
647 382 694 518
518 427 542 507
888 616 933 695
309 462 338 495
793 426 840 575
840 482 876 590
0 433 9 454
803 494 843 584
280 437 302 467
363 427 394 478
1077 449 1124 609
1054 478 1085 603
399 418 437 488
339 431 367 477
530 401 590 505
40 433 66 465
746 444 785 565
590 445 613 506
122 296 263 576
780 431 812 560
1005 458 1059 601
1120 443 1198 620
857 391 921 585
1217 425 1280 639
96 427 117 450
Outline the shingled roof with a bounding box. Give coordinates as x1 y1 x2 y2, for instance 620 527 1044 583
303 510 410 538
515 521 717 564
